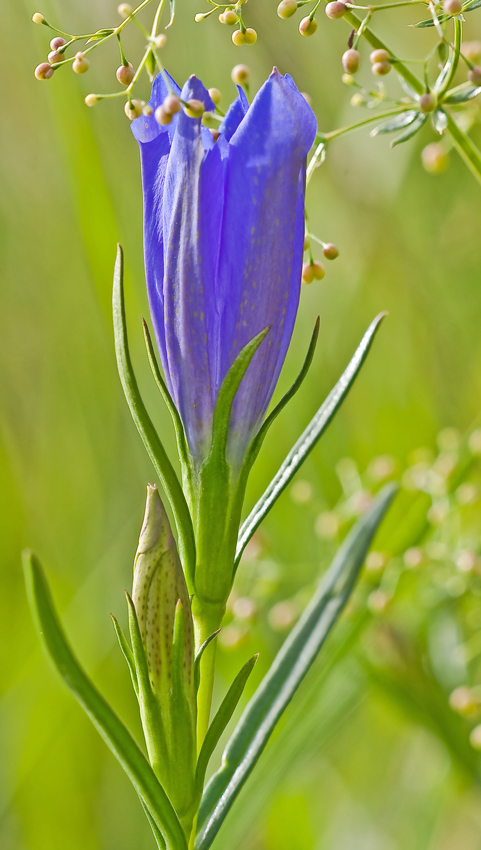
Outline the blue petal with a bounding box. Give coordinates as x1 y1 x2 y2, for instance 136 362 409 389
220 86 248 142
131 71 181 144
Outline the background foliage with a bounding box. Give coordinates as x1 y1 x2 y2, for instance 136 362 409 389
2 0 481 847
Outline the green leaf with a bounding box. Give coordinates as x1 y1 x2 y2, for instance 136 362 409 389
166 0 176 27
391 113 428 148
111 614 138 695
112 245 196 591
444 85 481 103
370 110 419 136
413 12 449 27
194 629 222 694
463 0 481 11
196 485 397 850
432 109 448 134
23 550 187 850
195 655 258 796
235 313 386 566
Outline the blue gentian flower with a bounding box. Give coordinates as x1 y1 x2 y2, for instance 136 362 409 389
132 69 316 470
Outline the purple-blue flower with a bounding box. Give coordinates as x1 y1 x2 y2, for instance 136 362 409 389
132 69 316 469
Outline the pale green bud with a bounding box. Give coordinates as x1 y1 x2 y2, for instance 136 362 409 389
72 51 89 74
231 63 249 84
244 27 257 44
277 0 297 17
208 87 222 105
118 3 133 16
32 12 46 24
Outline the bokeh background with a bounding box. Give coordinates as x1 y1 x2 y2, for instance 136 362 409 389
2 0 481 848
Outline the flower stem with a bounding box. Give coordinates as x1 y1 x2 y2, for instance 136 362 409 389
322 106 413 140
192 599 225 751
445 112 481 186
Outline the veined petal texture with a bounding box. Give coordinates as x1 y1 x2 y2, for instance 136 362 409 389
132 69 317 466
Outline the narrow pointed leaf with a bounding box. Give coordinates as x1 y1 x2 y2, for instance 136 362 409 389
391 113 428 148
113 245 196 589
111 614 139 695
434 49 454 93
141 800 167 850
370 110 418 136
463 0 481 10
194 630 222 694
23 551 187 850
195 655 258 795
413 13 449 27
432 109 448 133
126 592 156 700
444 85 481 103
166 0 176 27
235 313 386 566
196 484 397 850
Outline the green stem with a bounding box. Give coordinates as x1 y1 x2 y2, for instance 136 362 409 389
438 16 462 97
193 599 225 751
324 105 410 140
445 112 481 186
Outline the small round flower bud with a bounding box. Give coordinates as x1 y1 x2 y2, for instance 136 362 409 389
342 73 355 85
116 62 135 85
372 61 391 76
323 243 339 260
350 92 365 107
32 12 45 24
304 235 310 250
164 94 181 114
143 104 153 115
219 11 226 22
34 62 53 80
208 87 222 105
155 105 173 125
325 1 346 18
50 37 66 50
342 49 360 73
184 98 205 118
468 65 481 85
462 41 481 62
443 0 462 13
421 143 449 174
312 260 325 280
302 263 315 284
195 13 205 21
277 0 297 18
370 48 390 63
153 34 167 48
118 3 133 16
232 29 245 45
299 16 318 36
244 28 257 44
419 92 436 112
210 128 220 142
124 99 142 120
72 52 89 74
223 9 239 24
48 50 64 65
231 64 250 85
84 94 98 107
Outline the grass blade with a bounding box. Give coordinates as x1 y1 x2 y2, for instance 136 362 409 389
196 484 397 850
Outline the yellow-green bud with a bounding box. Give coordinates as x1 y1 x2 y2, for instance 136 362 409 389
303 235 310 250
421 143 449 174
342 48 360 73
342 73 355 85
208 87 222 105
34 62 53 80
312 260 325 280
163 94 181 114
302 263 315 284
277 0 297 18
143 104 154 115
462 40 481 62
231 63 250 85
116 62 135 85
153 34 167 48
350 92 365 107
232 29 246 45
195 13 205 22
370 48 390 63
372 60 391 76
72 52 89 74
32 12 45 24
124 99 142 119
85 93 98 107
468 65 481 85
323 243 339 260
184 98 205 118
325 1 346 18
48 50 64 65
223 9 239 24
155 105 173 125
443 0 462 13
299 16 317 36
419 92 436 112
118 3 133 16
244 27 257 44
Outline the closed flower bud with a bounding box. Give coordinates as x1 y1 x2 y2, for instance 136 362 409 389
118 3 133 16
299 16 318 36
143 104 153 115
419 92 436 112
195 13 205 21
468 65 481 85
370 48 390 63
304 235 310 250
244 28 257 44
421 143 449 174
50 37 66 50
325 1 346 18
462 41 481 62
208 87 222 105
323 243 339 260
278 0 298 16
84 93 98 106
342 48 360 73
223 9 239 24
184 98 205 118
443 0 462 13
32 12 45 24
155 104 173 124
125 99 143 119
372 61 391 76
163 94 181 114
231 63 250 84
312 260 325 279
116 62 135 85
34 62 53 80
232 29 245 45
350 92 365 106
72 52 89 74
302 263 315 284
153 34 167 48
48 50 63 64
342 73 355 85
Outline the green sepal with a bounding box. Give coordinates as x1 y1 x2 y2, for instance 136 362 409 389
194 629 222 694
390 113 428 148
111 613 138 695
195 654 258 797
112 245 196 592
235 313 386 567
23 550 187 850
196 484 397 850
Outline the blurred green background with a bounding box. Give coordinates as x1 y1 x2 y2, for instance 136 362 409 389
3 0 481 847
